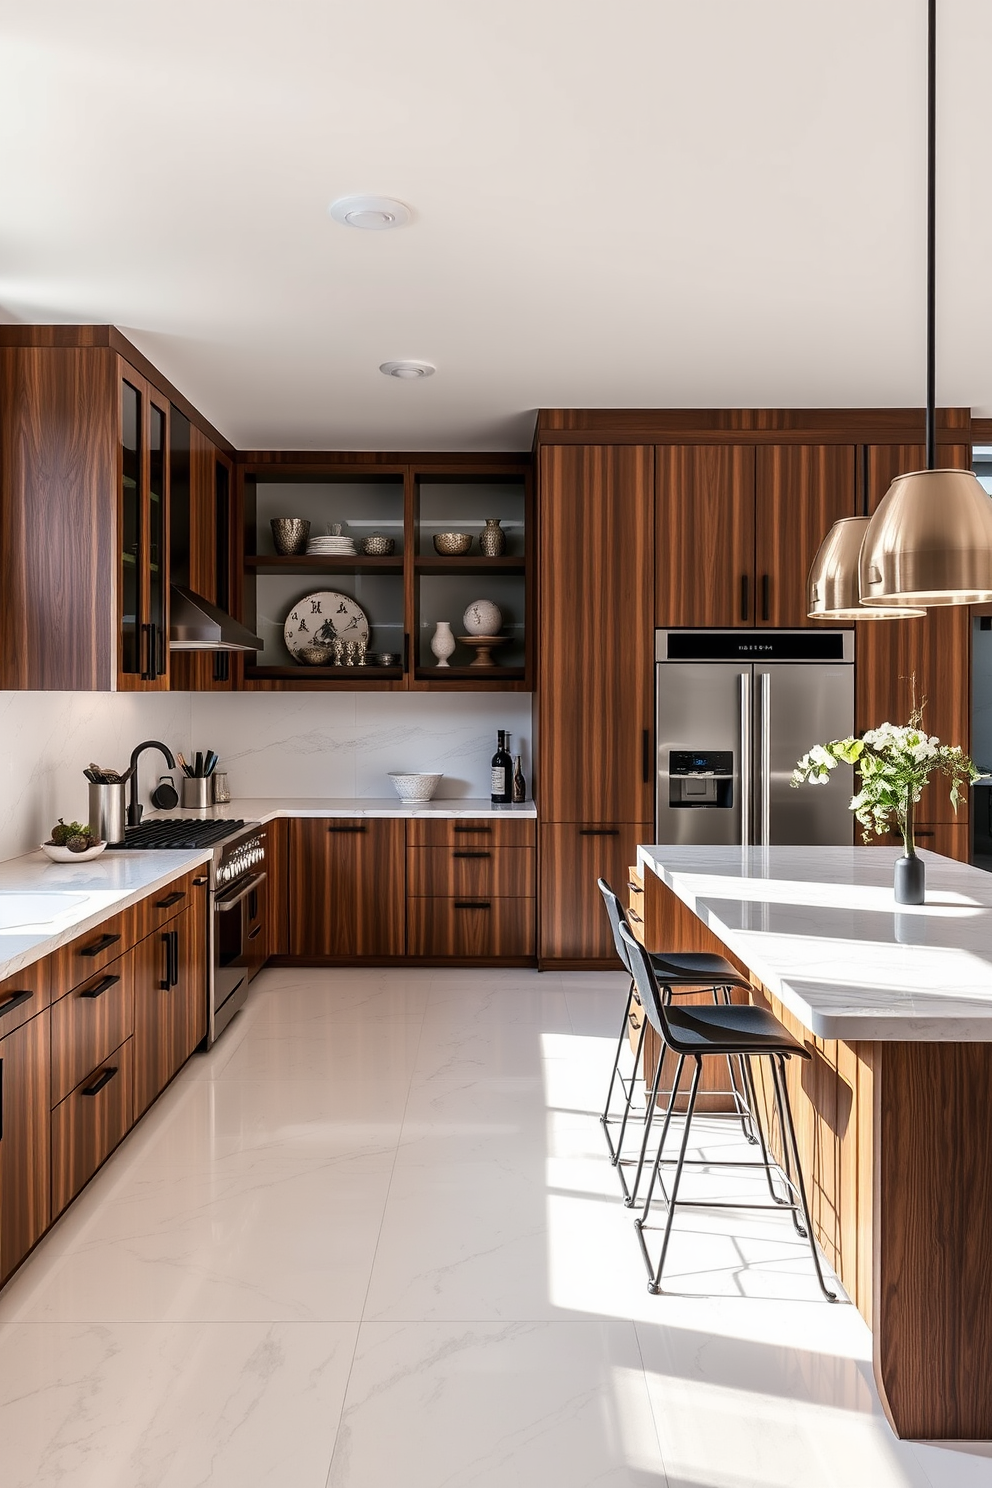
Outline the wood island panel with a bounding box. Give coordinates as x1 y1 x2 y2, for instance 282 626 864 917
640 859 992 1440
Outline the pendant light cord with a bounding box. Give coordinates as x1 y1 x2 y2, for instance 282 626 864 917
926 0 936 470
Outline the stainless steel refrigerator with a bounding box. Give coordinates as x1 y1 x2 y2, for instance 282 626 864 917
655 629 855 846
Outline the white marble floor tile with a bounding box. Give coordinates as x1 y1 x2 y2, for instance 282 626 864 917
325 1320 666 1488
1 1154 394 1323
0 1321 356 1488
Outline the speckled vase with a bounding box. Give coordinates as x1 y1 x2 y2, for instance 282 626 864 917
479 518 506 557
430 620 456 668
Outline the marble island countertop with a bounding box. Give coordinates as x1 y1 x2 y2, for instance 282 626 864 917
148 796 538 822
0 847 213 983
638 844 992 1042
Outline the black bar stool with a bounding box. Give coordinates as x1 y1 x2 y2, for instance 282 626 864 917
597 879 755 1203
618 921 837 1302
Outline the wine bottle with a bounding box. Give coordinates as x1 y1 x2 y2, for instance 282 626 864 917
512 754 526 803
491 730 512 805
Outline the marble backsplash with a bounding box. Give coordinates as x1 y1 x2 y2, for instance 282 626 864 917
0 689 533 863
189 692 533 801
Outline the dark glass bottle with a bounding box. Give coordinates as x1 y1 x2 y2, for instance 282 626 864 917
512 754 526 803
491 730 512 804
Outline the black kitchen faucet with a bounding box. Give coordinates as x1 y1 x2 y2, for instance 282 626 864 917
127 740 177 826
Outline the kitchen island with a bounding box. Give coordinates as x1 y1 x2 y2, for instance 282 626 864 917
636 844 992 1442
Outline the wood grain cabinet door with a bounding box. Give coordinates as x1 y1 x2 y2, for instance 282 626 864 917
656 445 756 627
538 445 655 823
174 892 208 1065
0 1009 51 1282
289 819 406 958
754 445 856 628
539 823 653 966
132 927 181 1120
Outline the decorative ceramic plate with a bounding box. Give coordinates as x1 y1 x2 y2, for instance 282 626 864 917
284 591 370 658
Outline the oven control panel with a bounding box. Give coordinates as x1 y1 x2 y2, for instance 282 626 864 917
216 831 266 887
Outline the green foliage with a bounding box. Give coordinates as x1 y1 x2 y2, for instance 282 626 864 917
792 713 979 851
48 819 98 850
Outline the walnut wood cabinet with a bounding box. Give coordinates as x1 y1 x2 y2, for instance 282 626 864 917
656 443 856 629
406 817 536 960
0 1006 51 1282
170 412 235 691
537 445 655 965
288 819 406 959
133 887 208 1119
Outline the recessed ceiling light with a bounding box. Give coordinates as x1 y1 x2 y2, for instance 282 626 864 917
380 361 435 379
329 195 411 230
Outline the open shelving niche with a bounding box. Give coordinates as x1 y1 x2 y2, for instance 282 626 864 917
238 463 531 690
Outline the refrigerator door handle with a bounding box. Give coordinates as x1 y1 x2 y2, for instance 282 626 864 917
739 670 751 848
759 671 772 846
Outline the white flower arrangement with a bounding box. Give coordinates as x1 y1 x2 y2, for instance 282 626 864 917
792 714 978 854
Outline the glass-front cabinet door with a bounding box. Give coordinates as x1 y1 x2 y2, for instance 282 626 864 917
118 365 169 689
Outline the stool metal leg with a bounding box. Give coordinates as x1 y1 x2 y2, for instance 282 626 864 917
715 985 758 1145
601 978 637 1128
623 1035 667 1207
636 1054 703 1294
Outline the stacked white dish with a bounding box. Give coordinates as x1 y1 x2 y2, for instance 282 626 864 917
307 534 357 555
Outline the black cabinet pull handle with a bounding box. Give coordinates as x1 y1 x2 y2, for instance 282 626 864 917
327 825 366 834
915 831 935 839
628 909 643 925
642 729 651 784
454 825 491 835
628 1011 639 1028
80 933 121 958
161 932 173 990
761 574 770 622
454 901 491 910
740 573 750 622
403 631 410 672
155 890 185 909
82 1065 118 1098
579 828 620 837
248 924 262 940
626 881 642 894
192 876 209 887
0 990 32 1018
172 928 180 987
81 974 120 1000
453 851 491 859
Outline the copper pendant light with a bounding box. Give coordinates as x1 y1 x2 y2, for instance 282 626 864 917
807 515 926 620
859 0 992 608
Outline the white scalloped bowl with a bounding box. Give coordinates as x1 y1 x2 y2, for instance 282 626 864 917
388 772 443 802
41 840 107 863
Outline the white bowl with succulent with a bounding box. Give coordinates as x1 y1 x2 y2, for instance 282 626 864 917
792 714 978 904
41 819 107 863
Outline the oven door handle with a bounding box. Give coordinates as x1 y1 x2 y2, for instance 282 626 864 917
214 870 267 911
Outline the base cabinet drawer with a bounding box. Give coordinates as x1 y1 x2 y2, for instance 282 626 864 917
51 958 133 1106
407 818 535 848
539 822 654 964
0 959 52 1041
51 1038 133 1218
407 846 535 898
407 897 535 958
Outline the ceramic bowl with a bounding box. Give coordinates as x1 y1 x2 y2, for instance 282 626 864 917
361 535 396 556
41 840 107 863
296 644 336 666
389 772 443 802
271 517 311 555
433 532 472 556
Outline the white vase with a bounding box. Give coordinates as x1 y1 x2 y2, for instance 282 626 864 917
431 620 456 668
463 599 503 636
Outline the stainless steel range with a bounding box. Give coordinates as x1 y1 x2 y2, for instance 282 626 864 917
112 817 268 1043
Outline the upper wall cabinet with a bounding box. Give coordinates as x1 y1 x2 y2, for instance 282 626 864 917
169 411 235 692
0 329 232 692
655 443 856 629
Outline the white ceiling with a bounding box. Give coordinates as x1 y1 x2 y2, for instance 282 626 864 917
2 0 990 450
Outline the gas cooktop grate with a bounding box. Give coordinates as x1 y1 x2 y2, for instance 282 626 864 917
110 819 247 850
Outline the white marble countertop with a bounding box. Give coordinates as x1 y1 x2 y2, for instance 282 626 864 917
0 848 212 984
637 844 992 1042
148 797 538 822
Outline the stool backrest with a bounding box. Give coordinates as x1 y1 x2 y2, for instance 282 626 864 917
596 878 633 973
618 921 670 1042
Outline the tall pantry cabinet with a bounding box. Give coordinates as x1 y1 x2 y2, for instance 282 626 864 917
537 445 655 966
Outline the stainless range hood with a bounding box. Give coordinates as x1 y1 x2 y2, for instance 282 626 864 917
169 587 262 652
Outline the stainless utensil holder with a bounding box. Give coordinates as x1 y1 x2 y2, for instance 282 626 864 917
181 777 212 809
88 782 126 845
